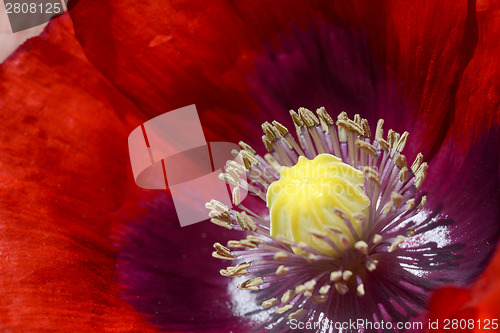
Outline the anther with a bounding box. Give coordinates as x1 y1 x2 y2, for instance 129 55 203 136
226 160 245 174
213 242 234 260
262 298 279 308
275 236 294 247
262 122 280 141
238 141 256 154
335 282 349 295
375 119 384 141
274 251 289 260
240 150 258 165
415 162 428 188
210 217 233 230
262 135 274 152
316 107 334 125
357 284 365 297
388 235 406 252
383 202 394 215
289 110 303 127
225 167 240 184
356 140 377 156
232 187 241 205
246 235 263 244
288 309 307 320
239 240 257 248
418 195 427 211
312 295 328 304
354 114 361 125
387 129 396 149
276 304 293 314
362 167 381 186
343 270 353 281
361 118 371 137
395 132 409 152
242 212 256 231
281 289 295 304
237 277 263 291
395 154 407 169
330 271 342 282
220 262 250 277
399 167 409 182
391 192 403 208
366 259 379 272
234 212 247 230
355 241 369 254
276 265 289 275
272 121 289 136
227 241 243 248
406 228 416 237
298 107 319 127
319 284 331 295
411 153 424 173
378 138 390 150
406 199 416 211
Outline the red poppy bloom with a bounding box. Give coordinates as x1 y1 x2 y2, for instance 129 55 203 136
0 1 499 332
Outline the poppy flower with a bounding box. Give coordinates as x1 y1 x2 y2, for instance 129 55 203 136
0 0 499 332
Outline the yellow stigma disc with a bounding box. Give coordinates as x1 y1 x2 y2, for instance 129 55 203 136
266 154 370 256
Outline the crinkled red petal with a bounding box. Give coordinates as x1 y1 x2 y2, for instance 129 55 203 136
67 0 499 159
0 14 158 331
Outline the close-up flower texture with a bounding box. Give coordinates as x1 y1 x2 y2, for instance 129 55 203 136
0 1 499 332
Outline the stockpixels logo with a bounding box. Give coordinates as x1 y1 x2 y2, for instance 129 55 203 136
3 0 67 32
128 105 248 227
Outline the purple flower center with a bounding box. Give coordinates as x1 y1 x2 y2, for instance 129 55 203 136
210 109 460 332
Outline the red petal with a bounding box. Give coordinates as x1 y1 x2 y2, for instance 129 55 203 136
0 14 155 331
428 245 500 332
452 0 500 150
429 287 472 322
473 247 500 326
67 0 496 160
69 0 326 126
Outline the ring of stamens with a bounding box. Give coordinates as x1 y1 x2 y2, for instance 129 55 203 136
207 107 428 327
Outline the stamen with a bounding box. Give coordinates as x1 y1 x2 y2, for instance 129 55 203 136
220 263 250 277
239 141 256 154
276 265 289 275
357 284 365 297
418 195 427 211
275 305 293 314
288 309 308 319
232 187 241 206
354 241 369 254
330 271 342 282
388 235 406 253
342 270 353 281
319 284 331 295
411 153 424 173
274 251 289 260
210 217 233 230
262 298 279 308
262 135 274 152
237 277 263 291
281 289 295 304
212 242 234 260
312 295 328 304
335 282 349 295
